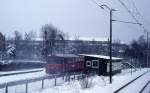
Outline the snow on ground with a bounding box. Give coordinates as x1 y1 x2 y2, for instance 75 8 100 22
118 71 150 93
0 68 46 84
0 68 150 93
142 82 150 93
0 68 44 75
33 68 150 93
0 68 79 93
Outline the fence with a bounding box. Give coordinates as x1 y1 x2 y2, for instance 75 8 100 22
0 72 83 93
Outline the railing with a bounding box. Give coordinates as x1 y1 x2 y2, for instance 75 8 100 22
0 72 83 93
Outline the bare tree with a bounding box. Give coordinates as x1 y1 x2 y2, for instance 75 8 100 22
14 30 22 48
24 31 37 41
23 31 37 59
13 30 23 59
124 35 148 67
0 32 5 52
41 24 66 60
14 30 22 41
0 32 5 60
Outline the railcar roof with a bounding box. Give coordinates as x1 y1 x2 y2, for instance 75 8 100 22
79 54 122 61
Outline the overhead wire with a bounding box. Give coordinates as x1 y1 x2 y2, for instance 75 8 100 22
117 0 149 33
88 0 149 39
130 0 150 27
89 0 142 27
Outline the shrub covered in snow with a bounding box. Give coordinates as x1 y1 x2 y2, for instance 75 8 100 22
79 75 94 89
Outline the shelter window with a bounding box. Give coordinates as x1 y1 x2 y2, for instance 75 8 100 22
86 61 91 67
92 60 99 68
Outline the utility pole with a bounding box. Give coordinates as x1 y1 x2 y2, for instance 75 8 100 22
98 3 140 84
100 4 116 84
109 10 113 84
147 32 149 68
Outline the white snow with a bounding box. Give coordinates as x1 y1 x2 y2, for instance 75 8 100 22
0 68 44 75
69 37 108 42
0 68 45 84
79 54 122 60
0 68 150 93
35 37 108 42
118 71 150 93
32 68 150 93
142 82 150 93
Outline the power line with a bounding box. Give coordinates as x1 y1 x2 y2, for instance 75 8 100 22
89 0 149 34
117 0 150 33
130 0 150 27
118 0 150 68
117 0 139 24
112 19 142 25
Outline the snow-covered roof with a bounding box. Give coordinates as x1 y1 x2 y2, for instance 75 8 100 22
69 37 108 42
79 54 123 60
35 37 43 41
48 54 78 58
35 37 108 42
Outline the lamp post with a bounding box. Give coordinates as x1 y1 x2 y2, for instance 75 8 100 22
146 32 149 68
100 4 116 84
98 3 142 84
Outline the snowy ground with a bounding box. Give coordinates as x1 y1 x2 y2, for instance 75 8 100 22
142 82 150 93
118 71 150 93
0 68 150 93
0 68 45 84
33 68 150 93
0 68 81 93
0 68 44 75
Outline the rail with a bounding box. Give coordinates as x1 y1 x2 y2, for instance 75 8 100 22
139 79 150 93
114 70 150 93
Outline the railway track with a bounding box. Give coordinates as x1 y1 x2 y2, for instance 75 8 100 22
139 80 150 93
114 70 150 93
0 69 43 77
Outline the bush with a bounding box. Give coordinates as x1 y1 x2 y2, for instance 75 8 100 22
79 75 94 89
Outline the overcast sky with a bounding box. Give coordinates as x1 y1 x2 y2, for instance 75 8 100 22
0 0 150 43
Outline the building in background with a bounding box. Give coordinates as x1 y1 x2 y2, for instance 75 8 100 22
5 37 127 60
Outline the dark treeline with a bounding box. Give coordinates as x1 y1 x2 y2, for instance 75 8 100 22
124 35 149 67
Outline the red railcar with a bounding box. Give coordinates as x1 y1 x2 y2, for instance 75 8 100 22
45 54 84 74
